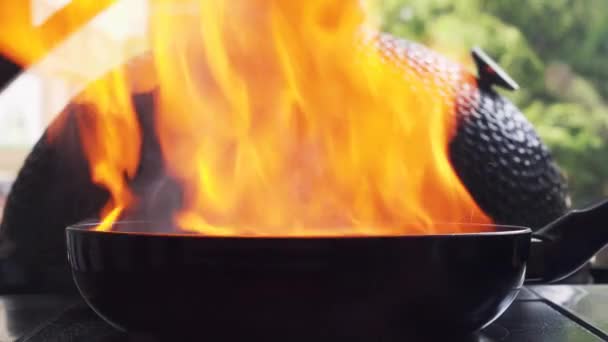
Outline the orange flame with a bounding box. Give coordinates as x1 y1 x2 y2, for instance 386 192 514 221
0 1 112 65
73 69 140 228
1 0 492 235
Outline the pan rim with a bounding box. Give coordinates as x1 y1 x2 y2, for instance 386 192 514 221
66 220 532 239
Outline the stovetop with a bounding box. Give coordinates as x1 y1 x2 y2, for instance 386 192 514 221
4 286 608 341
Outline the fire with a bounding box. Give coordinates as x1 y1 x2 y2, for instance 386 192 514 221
0 0 114 66
2 0 492 235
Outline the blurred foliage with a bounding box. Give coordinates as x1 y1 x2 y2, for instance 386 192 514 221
377 0 608 207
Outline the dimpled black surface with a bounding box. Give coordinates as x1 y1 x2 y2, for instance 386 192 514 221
0 109 108 293
373 33 569 228
451 90 568 228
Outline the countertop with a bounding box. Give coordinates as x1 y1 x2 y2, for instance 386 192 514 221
1 286 608 341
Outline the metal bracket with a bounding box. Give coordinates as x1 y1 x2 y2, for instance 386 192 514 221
472 46 520 91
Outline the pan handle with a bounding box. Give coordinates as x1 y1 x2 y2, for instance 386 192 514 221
526 199 608 283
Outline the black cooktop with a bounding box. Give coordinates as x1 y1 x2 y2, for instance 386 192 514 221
6 286 608 341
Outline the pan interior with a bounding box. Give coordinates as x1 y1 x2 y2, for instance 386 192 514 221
66 221 531 238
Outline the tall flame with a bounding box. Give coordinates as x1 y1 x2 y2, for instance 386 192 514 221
1 0 491 235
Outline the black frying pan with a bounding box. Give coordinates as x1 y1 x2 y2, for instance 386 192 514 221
65 200 608 340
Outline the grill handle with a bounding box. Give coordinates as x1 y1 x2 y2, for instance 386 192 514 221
526 199 608 283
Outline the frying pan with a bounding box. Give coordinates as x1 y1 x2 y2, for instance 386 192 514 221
65 200 608 340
